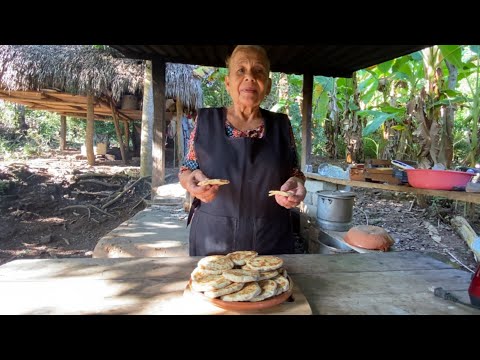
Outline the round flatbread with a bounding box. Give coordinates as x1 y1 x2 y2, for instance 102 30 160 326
198 255 234 271
220 282 262 302
222 269 260 283
203 282 245 299
257 269 279 281
191 267 223 282
198 179 230 186
246 255 284 272
227 250 258 266
272 274 290 295
250 279 278 302
191 274 232 292
268 190 293 197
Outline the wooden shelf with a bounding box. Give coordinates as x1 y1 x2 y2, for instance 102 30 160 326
306 172 480 205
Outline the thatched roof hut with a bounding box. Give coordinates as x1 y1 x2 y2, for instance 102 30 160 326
0 45 203 121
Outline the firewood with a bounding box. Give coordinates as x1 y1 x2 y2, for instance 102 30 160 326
450 216 480 262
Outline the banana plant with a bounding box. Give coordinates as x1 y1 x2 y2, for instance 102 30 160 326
450 45 480 166
357 55 423 160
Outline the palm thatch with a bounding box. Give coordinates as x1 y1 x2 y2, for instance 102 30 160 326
0 45 202 110
165 63 203 110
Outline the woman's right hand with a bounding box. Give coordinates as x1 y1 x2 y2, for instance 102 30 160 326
185 169 220 203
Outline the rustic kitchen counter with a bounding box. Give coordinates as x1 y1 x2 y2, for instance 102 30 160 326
0 252 478 315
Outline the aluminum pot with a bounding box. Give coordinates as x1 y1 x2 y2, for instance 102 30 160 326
316 190 356 231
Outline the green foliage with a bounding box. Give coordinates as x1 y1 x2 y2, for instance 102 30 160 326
359 110 396 136
438 45 464 69
287 74 304 151
315 76 335 93
179 47 480 165
363 137 380 159
357 70 379 105
313 87 329 126
263 72 282 110
0 100 122 159
201 68 232 108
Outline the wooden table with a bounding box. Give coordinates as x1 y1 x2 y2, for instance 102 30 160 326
306 172 480 204
0 252 478 315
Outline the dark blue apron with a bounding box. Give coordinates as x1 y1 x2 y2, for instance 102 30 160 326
188 107 294 256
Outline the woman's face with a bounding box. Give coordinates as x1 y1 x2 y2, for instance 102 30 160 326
225 47 272 109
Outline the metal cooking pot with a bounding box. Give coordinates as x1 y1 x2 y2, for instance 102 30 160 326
316 190 356 231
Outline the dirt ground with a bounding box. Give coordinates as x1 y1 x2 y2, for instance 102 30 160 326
350 187 479 272
0 151 478 273
0 150 178 265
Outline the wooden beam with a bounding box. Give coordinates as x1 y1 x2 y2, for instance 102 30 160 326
56 112 112 121
1 88 142 123
97 98 135 122
0 91 96 109
306 172 480 205
60 115 67 151
301 72 313 171
151 58 166 197
0 97 43 108
115 109 135 123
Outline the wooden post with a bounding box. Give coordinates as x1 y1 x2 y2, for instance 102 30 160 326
176 96 183 167
140 61 153 178
123 120 130 159
60 115 67 151
86 93 95 166
151 58 166 198
110 100 127 165
301 72 313 171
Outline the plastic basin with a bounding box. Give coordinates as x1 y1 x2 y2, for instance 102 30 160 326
405 169 474 190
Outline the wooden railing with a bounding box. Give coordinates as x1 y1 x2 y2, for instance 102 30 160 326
306 172 480 205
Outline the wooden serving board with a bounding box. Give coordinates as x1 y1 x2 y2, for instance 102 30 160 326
183 281 312 315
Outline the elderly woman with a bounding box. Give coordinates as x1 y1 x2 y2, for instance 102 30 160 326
179 45 306 256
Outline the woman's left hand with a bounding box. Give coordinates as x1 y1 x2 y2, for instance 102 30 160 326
275 177 306 209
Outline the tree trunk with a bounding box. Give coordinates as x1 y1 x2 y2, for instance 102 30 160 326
60 115 67 151
412 88 434 169
325 80 339 159
151 58 167 197
110 100 127 165
16 104 28 132
381 80 400 160
344 74 363 163
437 60 457 168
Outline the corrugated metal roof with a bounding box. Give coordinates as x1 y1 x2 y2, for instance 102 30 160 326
110 45 430 77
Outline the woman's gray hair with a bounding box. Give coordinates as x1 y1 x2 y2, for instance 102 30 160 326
225 45 270 74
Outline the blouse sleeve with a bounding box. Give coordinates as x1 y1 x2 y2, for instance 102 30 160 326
179 118 200 174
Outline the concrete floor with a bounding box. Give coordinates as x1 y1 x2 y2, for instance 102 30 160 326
93 183 190 258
